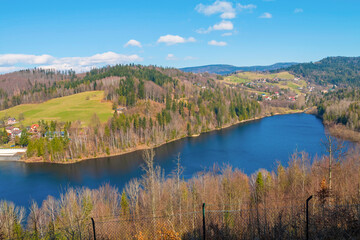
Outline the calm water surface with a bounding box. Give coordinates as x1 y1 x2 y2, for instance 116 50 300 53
0 113 342 208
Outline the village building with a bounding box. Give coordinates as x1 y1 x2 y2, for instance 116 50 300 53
116 107 127 114
11 129 22 138
30 124 39 133
7 118 16 125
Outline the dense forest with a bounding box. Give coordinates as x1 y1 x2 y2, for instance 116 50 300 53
20 65 261 162
284 57 360 86
316 89 360 131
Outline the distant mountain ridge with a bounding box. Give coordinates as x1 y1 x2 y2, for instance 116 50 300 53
180 62 299 75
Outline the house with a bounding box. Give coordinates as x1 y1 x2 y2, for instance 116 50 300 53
11 130 22 138
116 107 127 114
5 126 14 134
7 118 16 125
30 124 39 133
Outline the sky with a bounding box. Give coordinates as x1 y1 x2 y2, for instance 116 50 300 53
1 0 360 73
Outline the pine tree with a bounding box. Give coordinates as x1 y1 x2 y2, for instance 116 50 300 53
121 191 129 216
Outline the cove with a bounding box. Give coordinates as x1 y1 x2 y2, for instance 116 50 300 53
0 113 342 208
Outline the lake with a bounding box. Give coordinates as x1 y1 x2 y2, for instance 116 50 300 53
0 113 340 208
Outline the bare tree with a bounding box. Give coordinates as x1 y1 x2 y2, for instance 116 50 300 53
322 134 346 192
142 149 157 218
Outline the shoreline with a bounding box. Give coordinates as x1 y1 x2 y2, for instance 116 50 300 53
21 108 305 165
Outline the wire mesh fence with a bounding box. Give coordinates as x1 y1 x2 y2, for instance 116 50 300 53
308 203 360 239
41 198 360 240
87 203 360 240
92 211 203 240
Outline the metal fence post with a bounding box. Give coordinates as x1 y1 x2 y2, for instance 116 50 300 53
202 203 206 240
306 195 313 240
91 217 96 240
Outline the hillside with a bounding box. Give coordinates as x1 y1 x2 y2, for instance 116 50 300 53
180 62 298 75
285 56 360 86
0 69 74 94
0 91 113 126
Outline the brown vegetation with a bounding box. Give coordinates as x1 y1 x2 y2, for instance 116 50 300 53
1 146 360 239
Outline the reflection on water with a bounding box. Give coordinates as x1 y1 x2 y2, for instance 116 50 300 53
0 113 351 208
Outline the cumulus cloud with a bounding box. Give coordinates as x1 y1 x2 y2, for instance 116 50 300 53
0 66 22 73
213 20 233 30
196 1 235 19
124 39 142 48
294 8 303 13
197 20 234 34
0 52 143 73
237 3 257 11
259 12 272 19
196 1 256 19
157 35 196 45
166 54 177 60
208 40 227 46
0 54 54 65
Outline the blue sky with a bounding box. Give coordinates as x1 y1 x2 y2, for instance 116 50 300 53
1 0 360 73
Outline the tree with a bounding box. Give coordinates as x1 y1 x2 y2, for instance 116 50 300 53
322 135 345 192
142 149 157 218
255 172 264 203
120 191 129 216
187 122 191 136
18 113 25 122
138 80 145 99
19 129 29 147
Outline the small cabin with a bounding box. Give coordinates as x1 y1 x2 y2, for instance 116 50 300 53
116 107 127 114
7 118 16 125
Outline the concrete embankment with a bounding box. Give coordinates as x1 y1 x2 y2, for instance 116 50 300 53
0 149 26 161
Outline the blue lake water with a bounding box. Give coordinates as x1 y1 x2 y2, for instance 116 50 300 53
0 113 342 208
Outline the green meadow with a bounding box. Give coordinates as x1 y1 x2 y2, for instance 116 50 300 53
0 91 113 126
224 71 295 83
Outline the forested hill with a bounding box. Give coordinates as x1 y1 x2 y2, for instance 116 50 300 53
284 57 360 86
3 64 262 163
0 65 211 110
180 62 298 75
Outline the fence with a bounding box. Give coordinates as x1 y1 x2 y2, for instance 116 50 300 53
85 197 360 240
32 196 358 240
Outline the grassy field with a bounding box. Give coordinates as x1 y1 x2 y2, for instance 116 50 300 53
225 71 295 83
224 71 307 95
0 91 113 126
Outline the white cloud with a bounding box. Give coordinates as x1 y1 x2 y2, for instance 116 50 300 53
157 35 196 45
196 1 236 19
220 12 236 19
197 20 234 34
294 8 303 14
166 54 177 60
0 66 22 73
0 54 54 65
221 32 233 37
259 12 272 19
213 20 233 30
237 3 257 11
184 56 197 60
196 1 257 19
0 52 143 73
208 40 227 46
124 39 142 48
